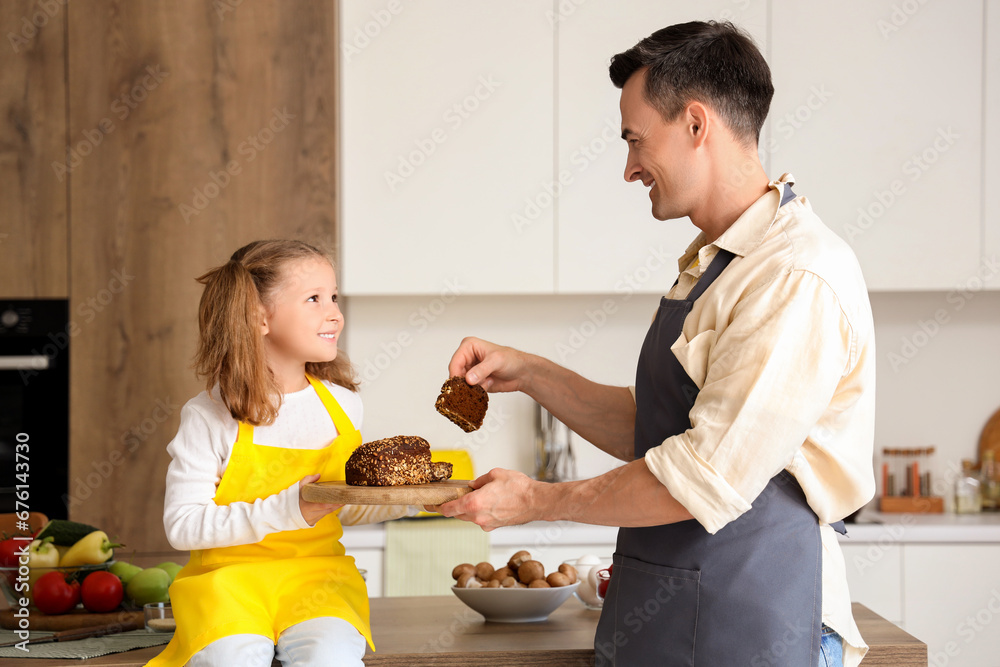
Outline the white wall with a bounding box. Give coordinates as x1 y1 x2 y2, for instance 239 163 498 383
342 286 1000 509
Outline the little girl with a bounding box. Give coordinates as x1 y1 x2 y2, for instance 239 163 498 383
150 240 411 667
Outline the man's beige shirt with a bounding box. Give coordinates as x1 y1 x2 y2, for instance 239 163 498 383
636 174 876 665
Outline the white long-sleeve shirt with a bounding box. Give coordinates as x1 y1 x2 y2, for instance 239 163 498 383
163 379 411 552
638 175 875 666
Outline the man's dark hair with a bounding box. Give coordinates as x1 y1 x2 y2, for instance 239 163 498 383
609 21 773 147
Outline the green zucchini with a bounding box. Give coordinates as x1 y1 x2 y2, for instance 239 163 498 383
35 519 101 546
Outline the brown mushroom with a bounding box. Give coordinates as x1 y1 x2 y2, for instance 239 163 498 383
484 579 501 588
507 550 532 572
500 576 517 588
517 559 545 584
557 563 578 584
452 563 476 581
475 562 495 581
457 572 482 589
491 566 513 582
529 579 551 588
546 572 572 587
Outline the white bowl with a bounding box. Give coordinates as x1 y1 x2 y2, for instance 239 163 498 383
450 582 580 623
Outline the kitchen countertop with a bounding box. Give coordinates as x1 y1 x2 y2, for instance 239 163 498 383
341 512 1000 548
841 511 1000 543
2 599 925 666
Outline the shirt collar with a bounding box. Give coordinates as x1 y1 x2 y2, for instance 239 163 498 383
676 173 795 272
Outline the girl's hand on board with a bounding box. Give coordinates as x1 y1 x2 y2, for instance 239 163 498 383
298 474 343 526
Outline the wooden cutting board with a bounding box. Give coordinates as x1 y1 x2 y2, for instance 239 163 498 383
0 607 143 631
302 480 473 505
980 407 1000 464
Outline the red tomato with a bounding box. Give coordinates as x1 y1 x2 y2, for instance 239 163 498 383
33 571 81 615
0 537 26 568
80 571 124 613
597 565 613 598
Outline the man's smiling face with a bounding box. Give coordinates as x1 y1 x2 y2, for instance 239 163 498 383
620 68 700 222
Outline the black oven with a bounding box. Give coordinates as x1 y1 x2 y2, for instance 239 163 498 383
0 299 69 520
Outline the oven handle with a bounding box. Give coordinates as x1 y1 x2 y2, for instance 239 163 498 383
0 355 51 371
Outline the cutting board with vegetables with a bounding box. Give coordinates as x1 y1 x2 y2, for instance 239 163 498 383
302 480 473 505
1 519 180 634
981 407 1000 463
0 608 143 631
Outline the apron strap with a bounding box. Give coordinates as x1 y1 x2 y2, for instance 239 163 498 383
779 183 797 207
235 421 255 447
830 520 847 535
685 248 737 303
306 374 357 435
234 377 357 447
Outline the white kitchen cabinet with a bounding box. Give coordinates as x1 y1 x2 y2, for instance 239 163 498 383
839 542 903 624
340 0 555 294
770 0 984 291
555 0 768 293
902 544 1000 667
987 0 1000 277
350 547 385 598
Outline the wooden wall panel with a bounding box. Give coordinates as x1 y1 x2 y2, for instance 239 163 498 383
67 0 338 550
0 0 68 297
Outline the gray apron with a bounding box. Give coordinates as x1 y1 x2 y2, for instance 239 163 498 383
595 184 841 666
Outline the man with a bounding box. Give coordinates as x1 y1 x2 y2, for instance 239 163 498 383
437 21 874 667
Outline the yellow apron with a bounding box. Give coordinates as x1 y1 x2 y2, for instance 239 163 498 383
148 375 371 667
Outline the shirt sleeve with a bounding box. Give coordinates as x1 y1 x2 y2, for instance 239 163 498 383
643 270 854 534
162 402 311 551
339 504 420 526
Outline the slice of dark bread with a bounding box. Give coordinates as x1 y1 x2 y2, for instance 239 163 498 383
435 376 488 432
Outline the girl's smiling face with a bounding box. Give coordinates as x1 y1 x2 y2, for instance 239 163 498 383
261 257 343 390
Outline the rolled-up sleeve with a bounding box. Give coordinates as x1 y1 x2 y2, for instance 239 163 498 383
643 269 854 534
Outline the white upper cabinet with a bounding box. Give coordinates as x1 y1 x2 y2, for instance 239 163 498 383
987 0 1000 277
340 1 555 294
555 1 768 294
341 1 992 294
770 0 984 291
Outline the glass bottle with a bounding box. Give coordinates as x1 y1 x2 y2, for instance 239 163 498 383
981 451 1000 512
954 459 982 514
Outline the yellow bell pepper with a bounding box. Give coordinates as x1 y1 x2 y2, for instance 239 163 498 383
58 531 122 567
27 537 60 568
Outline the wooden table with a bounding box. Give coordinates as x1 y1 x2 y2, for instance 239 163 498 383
3 599 926 665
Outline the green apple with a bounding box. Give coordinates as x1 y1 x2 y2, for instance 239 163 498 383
126 567 171 605
109 561 143 585
155 561 183 583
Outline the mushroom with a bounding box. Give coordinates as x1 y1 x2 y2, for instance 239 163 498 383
529 579 551 588
484 579 501 588
457 572 482 588
507 550 532 572
500 576 517 588
517 560 545 584
475 562 495 581
557 563 578 584
491 566 513 582
547 572 572 587
452 563 476 581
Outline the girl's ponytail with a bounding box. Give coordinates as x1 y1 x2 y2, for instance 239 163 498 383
194 255 280 425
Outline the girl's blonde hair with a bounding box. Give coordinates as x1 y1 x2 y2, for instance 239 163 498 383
194 239 358 426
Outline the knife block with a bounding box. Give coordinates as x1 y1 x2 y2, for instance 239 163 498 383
878 496 944 513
